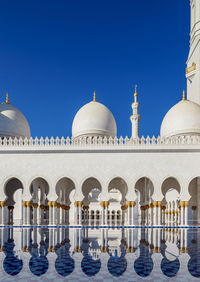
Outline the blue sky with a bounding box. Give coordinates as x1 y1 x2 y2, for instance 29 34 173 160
0 0 189 137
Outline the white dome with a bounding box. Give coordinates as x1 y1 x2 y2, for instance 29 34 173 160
0 103 31 138
160 99 200 137
72 101 117 138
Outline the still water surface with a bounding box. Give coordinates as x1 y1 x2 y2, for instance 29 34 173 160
0 227 200 281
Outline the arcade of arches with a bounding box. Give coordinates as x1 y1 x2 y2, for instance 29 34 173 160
1 176 200 226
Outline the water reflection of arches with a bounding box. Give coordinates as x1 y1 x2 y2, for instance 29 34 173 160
134 230 154 277
161 257 180 277
107 241 127 277
55 241 75 277
81 238 101 277
3 232 23 276
29 228 49 277
187 228 200 278
0 227 195 278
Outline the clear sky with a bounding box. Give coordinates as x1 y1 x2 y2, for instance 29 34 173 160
0 0 189 138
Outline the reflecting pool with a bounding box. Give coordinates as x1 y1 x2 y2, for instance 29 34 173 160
0 227 200 281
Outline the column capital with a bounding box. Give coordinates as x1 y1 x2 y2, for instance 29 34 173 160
33 203 38 208
100 201 109 209
121 204 128 210
180 201 190 207
52 201 57 207
22 201 26 207
26 201 32 207
131 201 136 208
74 201 83 207
48 201 52 207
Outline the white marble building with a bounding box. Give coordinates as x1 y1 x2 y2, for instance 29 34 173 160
0 0 200 227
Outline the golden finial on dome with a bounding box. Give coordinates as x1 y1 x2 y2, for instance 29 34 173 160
6 93 9 104
182 89 186 101
93 91 96 102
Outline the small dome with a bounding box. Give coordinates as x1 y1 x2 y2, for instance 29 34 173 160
0 103 31 138
72 100 117 138
160 99 200 137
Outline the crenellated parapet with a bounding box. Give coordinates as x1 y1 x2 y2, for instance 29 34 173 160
0 135 200 148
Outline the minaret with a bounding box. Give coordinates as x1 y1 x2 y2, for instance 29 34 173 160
186 0 200 104
130 85 141 139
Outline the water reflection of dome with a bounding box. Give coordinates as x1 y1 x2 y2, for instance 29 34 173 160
161 257 180 278
188 256 200 278
3 240 23 276
81 255 101 277
29 256 49 276
107 255 127 277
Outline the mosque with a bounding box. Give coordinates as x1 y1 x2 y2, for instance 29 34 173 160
0 0 200 227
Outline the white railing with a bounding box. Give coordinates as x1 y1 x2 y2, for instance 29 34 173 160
0 135 200 147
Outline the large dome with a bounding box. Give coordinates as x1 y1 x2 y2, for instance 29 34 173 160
0 103 31 138
160 99 200 138
72 99 117 138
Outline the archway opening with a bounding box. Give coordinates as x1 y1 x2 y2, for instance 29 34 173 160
189 177 200 225
161 177 180 226
108 177 127 225
82 177 102 225
4 178 24 225
30 178 49 225
135 177 154 226
56 177 75 225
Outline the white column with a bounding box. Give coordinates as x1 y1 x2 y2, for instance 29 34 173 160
48 202 53 225
185 202 189 226
157 202 162 226
105 207 108 225
22 201 27 225
40 206 44 225
66 206 70 225
61 206 65 224
52 202 57 225
132 202 136 225
180 202 184 226
57 204 60 225
153 203 157 226
74 202 78 225
101 208 104 225
127 202 131 225
33 203 38 225
27 202 31 225
37 205 40 225
78 202 82 225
